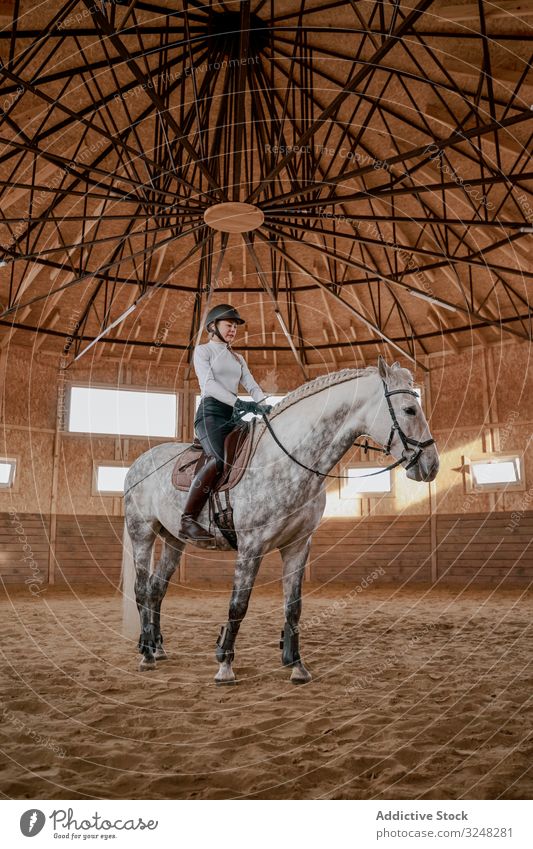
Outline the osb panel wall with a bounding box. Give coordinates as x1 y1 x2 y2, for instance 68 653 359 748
429 348 533 516
1 346 57 429
0 346 304 515
0 428 54 513
429 349 488 430
433 427 491 515
492 344 533 422
0 341 531 522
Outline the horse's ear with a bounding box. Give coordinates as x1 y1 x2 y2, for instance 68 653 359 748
378 356 388 379
391 361 400 370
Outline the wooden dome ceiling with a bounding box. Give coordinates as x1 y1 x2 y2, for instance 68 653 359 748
0 0 531 371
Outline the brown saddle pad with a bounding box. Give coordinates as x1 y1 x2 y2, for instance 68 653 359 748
171 420 255 492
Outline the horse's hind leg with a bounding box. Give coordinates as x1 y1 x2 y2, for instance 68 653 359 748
149 529 184 660
215 550 263 685
280 537 312 684
129 523 159 671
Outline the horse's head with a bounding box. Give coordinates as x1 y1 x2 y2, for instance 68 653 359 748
362 357 439 483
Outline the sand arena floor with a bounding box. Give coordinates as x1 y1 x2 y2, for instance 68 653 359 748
0 583 532 800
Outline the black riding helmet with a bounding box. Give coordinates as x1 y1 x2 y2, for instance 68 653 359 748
205 304 244 344
205 303 244 329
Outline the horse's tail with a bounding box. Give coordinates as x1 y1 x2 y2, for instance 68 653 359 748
121 520 138 639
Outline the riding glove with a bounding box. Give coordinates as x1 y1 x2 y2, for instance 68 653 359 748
233 398 257 415
233 399 273 416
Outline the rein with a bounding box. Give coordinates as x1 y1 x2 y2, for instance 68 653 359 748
257 379 435 480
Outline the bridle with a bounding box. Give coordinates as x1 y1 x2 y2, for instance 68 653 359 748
377 380 435 473
257 378 435 480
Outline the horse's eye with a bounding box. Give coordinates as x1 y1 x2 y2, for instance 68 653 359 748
403 406 417 416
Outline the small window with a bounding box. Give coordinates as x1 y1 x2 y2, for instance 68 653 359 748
69 386 177 437
0 458 16 488
341 466 393 497
466 455 523 492
94 464 130 495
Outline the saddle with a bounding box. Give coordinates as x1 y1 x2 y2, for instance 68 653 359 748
171 421 256 551
171 419 255 493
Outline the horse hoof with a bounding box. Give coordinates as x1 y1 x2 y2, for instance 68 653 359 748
215 668 236 685
155 647 168 660
139 656 156 671
290 666 312 685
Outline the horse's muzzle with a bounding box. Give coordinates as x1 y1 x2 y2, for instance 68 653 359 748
406 451 439 482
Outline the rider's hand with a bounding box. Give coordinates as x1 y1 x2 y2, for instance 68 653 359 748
257 403 273 415
233 398 257 415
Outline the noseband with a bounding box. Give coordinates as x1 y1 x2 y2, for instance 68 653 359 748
380 380 436 472
256 378 435 480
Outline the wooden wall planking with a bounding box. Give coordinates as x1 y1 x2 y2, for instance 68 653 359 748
2 511 531 588
436 511 533 586
53 515 125 585
310 516 432 584
0 512 49 586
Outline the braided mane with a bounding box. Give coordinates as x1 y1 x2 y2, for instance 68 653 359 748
270 365 378 419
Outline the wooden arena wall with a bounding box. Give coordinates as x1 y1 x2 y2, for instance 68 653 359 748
0 341 532 588
1 511 531 589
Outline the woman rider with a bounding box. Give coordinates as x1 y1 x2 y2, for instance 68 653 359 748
179 303 272 544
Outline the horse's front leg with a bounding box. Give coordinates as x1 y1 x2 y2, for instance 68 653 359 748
215 550 263 685
280 537 312 684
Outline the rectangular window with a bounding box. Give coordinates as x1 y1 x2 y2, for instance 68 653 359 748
0 458 16 488
340 466 393 497
467 454 523 492
94 464 130 495
68 386 177 437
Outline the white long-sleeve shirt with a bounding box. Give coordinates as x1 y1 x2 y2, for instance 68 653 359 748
194 340 265 406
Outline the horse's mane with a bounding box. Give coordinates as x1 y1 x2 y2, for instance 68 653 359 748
270 365 379 419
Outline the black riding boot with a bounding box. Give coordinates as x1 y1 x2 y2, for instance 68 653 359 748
179 456 220 543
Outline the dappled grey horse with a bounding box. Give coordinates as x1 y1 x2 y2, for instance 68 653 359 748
122 357 439 683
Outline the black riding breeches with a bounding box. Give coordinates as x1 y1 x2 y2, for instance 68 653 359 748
194 396 235 475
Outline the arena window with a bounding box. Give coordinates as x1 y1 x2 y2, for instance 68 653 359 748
68 386 177 437
0 458 16 488
340 466 393 497
94 464 130 495
466 454 523 492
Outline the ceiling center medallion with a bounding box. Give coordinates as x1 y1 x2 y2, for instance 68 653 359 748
204 202 265 234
